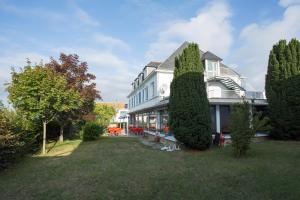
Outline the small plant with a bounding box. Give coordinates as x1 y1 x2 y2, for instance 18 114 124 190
80 122 103 141
229 102 254 157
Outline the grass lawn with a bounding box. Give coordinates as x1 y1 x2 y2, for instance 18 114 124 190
0 137 299 200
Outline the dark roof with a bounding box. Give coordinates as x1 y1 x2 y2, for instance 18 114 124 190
158 41 204 70
145 61 161 68
202 51 222 61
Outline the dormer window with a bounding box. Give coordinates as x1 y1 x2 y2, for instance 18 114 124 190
207 60 217 71
206 60 219 77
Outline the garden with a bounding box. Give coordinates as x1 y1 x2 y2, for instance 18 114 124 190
0 137 299 200
1 39 300 200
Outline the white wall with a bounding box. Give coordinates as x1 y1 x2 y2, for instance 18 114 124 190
207 82 239 98
128 71 158 111
157 71 173 97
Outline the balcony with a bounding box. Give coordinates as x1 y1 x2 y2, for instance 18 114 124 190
245 91 266 99
208 89 266 101
208 89 241 99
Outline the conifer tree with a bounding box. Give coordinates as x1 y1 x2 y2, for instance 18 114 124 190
169 43 211 150
265 38 300 139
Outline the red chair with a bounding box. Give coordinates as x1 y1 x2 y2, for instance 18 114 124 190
163 127 169 134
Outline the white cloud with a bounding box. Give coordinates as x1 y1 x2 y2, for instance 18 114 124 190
93 33 130 50
50 47 136 101
75 8 100 27
279 0 300 7
146 0 233 60
229 3 300 91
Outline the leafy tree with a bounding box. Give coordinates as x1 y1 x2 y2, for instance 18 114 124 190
7 66 82 154
265 39 300 139
229 102 254 157
169 43 211 150
46 53 101 141
94 103 116 127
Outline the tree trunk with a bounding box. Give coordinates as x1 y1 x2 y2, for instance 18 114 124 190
59 125 64 142
42 121 47 155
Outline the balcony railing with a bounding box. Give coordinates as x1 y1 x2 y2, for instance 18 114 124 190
245 91 266 99
208 89 240 98
208 89 266 100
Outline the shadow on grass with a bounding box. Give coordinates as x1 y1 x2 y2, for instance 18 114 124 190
1 137 299 200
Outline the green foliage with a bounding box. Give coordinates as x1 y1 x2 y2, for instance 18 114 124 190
80 122 103 141
8 66 81 123
7 65 82 154
94 104 116 127
229 102 254 157
252 112 272 134
281 75 300 139
265 39 300 139
0 106 37 169
169 43 211 150
46 54 100 142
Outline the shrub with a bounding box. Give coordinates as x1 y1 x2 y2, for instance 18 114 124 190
80 122 103 141
0 107 37 170
229 102 254 157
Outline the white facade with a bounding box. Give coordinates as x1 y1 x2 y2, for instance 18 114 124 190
127 41 267 137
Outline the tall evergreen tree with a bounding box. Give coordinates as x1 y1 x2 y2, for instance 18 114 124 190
265 38 300 139
169 43 211 150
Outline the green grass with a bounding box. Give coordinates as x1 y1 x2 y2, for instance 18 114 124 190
0 137 299 200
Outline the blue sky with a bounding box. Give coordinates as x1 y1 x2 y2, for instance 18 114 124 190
0 0 300 104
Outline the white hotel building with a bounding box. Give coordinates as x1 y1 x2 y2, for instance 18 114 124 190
127 42 267 140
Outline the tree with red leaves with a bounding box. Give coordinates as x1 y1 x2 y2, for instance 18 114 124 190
46 53 101 141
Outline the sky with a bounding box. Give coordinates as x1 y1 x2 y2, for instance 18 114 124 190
1 0 300 104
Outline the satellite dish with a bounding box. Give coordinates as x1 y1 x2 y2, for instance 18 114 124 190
159 84 168 95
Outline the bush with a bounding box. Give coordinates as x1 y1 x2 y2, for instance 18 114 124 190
0 107 37 170
80 122 103 141
229 102 254 157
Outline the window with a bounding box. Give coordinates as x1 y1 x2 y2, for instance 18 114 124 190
145 87 148 101
210 105 216 133
220 105 231 134
159 110 169 134
207 60 217 71
149 112 157 131
206 60 219 77
150 82 155 98
138 92 141 104
143 113 149 130
142 89 144 103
